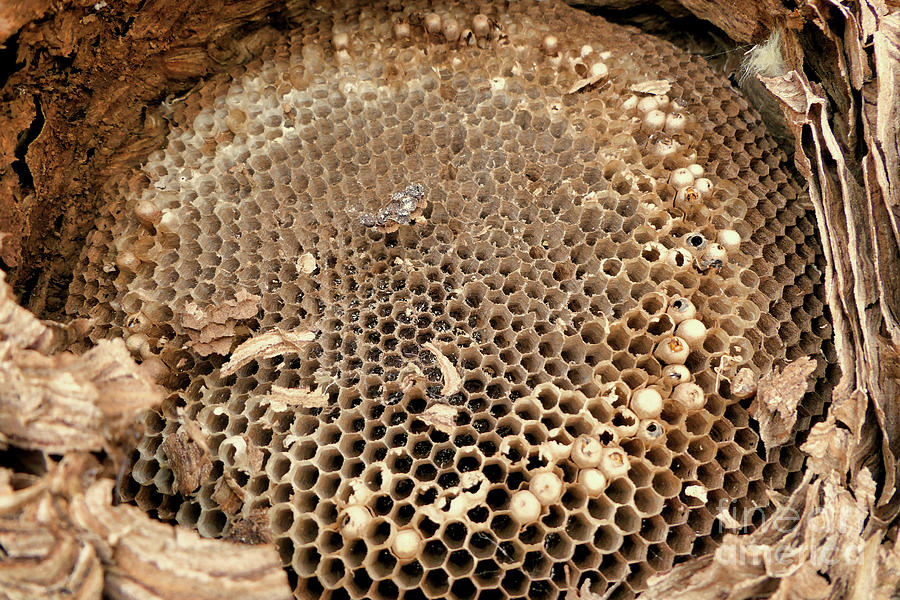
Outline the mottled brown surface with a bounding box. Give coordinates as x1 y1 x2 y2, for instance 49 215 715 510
162 430 213 496
0 275 292 599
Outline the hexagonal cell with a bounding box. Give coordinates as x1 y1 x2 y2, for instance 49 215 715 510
591 523 623 554
723 468 752 500
347 567 373 598
685 502 716 535
664 428 690 454
633 486 665 516
420 538 448 569
687 437 717 463
605 477 636 506
319 557 345 588
588 494 616 522
291 515 319 545
598 552 629 583
660 496 689 527
739 452 766 480
293 463 319 491
697 461 726 491
666 523 696 554
620 534 648 562
363 548 397 579
422 567 450 597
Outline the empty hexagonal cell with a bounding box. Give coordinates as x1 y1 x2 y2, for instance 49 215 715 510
724 469 751 498
733 426 758 450
592 522 623 553
631 484 664 515
196 508 227 537
739 452 766 480
347 567 373 597
461 530 497 561
315 472 341 499
598 552 629 583
422 567 450 597
619 533 648 563
445 547 475 578
697 460 726 491
686 504 716 536
604 476 635 506
363 548 397 579
292 463 319 491
290 515 319 545
665 523 696 554
489 512 518 540
419 537 447 569
395 559 424 589
687 437 717 463
670 453 698 480
685 411 714 437
501 568 529 596
778 444 805 471
468 558 501 586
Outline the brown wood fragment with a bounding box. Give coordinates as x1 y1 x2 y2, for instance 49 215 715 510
0 517 104 599
0 1 53 43
801 417 853 479
0 339 162 454
262 384 330 409
0 271 55 356
221 329 315 376
749 356 816 450
181 289 261 356
69 480 292 600
420 403 459 434
0 477 46 517
641 473 873 599
0 1 287 299
212 474 245 515
245 436 265 473
0 95 37 268
0 461 104 598
424 341 462 396
755 15 900 508
224 509 273 545
1 455 290 600
576 0 789 42
161 430 212 496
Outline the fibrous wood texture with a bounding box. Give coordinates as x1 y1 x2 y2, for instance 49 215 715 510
0 271 293 599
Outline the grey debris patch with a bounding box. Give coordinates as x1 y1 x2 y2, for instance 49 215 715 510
360 183 427 233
